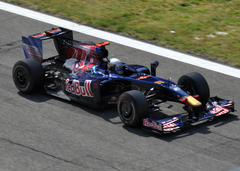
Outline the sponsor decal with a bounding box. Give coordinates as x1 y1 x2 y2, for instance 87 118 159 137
22 43 42 59
65 79 93 97
108 96 118 104
32 32 46 38
161 117 179 131
155 80 164 84
173 87 180 91
73 43 91 54
137 75 150 80
209 105 229 116
207 102 231 116
47 28 61 34
143 119 162 131
144 117 181 132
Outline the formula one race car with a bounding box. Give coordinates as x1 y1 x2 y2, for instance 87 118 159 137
12 27 235 134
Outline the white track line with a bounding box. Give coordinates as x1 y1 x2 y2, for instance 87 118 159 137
1 1 240 78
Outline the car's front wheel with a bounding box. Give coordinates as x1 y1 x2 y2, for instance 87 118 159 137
178 72 210 106
12 58 45 93
117 90 149 127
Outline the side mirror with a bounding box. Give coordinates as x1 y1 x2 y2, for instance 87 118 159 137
150 61 159 76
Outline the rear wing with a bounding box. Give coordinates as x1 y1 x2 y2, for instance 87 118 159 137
22 27 73 62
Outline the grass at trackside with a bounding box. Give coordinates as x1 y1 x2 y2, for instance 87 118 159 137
3 0 240 67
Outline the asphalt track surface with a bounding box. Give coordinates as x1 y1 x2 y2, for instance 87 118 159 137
1 6 240 171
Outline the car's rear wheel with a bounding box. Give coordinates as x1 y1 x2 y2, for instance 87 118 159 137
12 58 45 93
178 72 210 106
117 90 149 127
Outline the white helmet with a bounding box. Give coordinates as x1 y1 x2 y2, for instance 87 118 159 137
107 58 123 74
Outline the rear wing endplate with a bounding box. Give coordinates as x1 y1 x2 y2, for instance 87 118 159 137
22 27 72 62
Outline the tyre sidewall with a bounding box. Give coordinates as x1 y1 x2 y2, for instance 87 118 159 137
178 72 210 105
117 90 149 127
118 93 140 126
12 59 44 93
13 61 33 93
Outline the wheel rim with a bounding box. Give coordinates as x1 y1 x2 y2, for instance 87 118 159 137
15 68 28 88
120 101 133 120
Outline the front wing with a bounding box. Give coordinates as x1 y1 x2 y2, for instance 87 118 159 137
142 96 235 133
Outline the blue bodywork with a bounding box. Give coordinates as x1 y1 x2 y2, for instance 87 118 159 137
20 27 235 134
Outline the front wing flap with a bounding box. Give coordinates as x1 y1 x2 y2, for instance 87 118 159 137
203 96 234 116
142 96 235 133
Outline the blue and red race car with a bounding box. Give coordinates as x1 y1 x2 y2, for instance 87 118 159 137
12 27 235 134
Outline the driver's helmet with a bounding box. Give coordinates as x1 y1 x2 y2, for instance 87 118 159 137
107 58 123 75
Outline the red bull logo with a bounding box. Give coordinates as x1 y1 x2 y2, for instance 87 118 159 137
65 79 93 97
143 119 162 131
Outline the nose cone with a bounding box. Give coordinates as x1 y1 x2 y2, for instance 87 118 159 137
186 96 202 107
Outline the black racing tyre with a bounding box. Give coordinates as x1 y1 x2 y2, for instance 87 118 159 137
117 90 149 127
84 41 96 45
178 72 210 105
12 58 45 94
